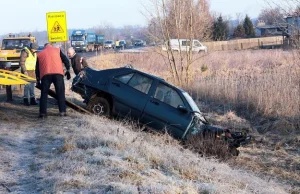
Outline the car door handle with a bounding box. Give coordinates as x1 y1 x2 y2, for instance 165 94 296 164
112 82 120 87
150 99 159 105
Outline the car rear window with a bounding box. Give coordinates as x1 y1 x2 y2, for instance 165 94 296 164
128 74 153 94
115 73 134 84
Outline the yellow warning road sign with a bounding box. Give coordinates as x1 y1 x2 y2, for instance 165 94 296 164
46 11 68 42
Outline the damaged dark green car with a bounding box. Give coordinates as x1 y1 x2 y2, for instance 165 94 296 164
72 66 251 156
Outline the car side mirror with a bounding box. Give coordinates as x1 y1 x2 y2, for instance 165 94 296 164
177 105 188 113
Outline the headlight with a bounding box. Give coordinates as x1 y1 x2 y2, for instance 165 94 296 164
0 57 5 61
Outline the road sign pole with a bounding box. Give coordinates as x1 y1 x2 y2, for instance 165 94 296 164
64 41 67 55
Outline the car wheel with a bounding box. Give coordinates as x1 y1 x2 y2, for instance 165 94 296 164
87 97 111 117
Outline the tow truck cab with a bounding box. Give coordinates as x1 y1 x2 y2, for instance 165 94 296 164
0 34 36 71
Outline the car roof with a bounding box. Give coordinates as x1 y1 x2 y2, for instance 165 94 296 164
117 67 184 91
131 68 164 81
87 66 185 93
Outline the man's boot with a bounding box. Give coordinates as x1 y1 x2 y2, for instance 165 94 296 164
23 98 30 106
30 97 38 105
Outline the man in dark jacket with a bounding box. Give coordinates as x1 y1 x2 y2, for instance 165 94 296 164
19 42 39 106
67 47 90 103
35 43 71 118
67 47 88 75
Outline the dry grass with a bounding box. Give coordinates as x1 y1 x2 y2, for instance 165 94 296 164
0 99 293 193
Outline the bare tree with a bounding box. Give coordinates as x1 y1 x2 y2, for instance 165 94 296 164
236 13 245 25
144 0 212 86
93 23 116 40
265 0 300 48
258 7 285 25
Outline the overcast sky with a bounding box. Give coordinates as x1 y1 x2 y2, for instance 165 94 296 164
0 0 267 35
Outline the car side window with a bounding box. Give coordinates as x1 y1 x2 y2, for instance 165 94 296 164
182 41 190 47
194 41 201 47
115 73 134 84
154 83 184 108
127 73 153 94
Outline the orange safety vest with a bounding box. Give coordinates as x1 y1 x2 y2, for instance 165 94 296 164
37 45 64 79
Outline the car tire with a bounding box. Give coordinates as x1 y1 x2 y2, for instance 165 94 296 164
87 96 111 117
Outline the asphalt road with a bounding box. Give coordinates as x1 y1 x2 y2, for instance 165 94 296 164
80 46 148 59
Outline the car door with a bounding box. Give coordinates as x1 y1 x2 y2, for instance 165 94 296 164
109 72 154 119
181 40 190 52
141 82 193 139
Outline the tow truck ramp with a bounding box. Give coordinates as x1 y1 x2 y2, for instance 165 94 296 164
0 70 90 114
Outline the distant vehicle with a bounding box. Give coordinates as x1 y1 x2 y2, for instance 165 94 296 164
115 40 126 49
134 39 144 47
162 39 207 53
0 34 37 71
95 34 105 50
70 30 103 52
72 66 251 155
104 40 115 49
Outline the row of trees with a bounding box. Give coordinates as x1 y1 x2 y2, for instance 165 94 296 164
212 15 256 40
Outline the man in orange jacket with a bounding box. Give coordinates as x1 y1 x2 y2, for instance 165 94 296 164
35 43 71 118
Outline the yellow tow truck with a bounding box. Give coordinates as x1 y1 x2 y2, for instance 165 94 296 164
0 34 36 71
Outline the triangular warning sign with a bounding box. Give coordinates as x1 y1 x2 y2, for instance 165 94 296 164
51 21 64 33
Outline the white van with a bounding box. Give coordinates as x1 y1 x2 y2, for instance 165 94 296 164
162 39 207 53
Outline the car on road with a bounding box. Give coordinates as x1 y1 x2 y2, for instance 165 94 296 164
104 40 115 49
162 39 208 53
72 66 250 155
134 39 144 47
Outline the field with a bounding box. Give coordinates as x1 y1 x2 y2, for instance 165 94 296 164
0 49 299 193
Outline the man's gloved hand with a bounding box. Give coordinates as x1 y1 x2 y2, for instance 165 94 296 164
65 70 71 80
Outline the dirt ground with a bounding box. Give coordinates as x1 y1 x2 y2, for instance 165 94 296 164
0 87 77 193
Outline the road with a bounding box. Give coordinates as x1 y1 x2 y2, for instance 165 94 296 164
79 46 149 59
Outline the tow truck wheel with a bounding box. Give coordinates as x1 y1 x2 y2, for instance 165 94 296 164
87 97 110 117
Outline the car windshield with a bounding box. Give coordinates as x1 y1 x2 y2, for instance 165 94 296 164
1 39 31 50
72 36 84 41
182 92 200 113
